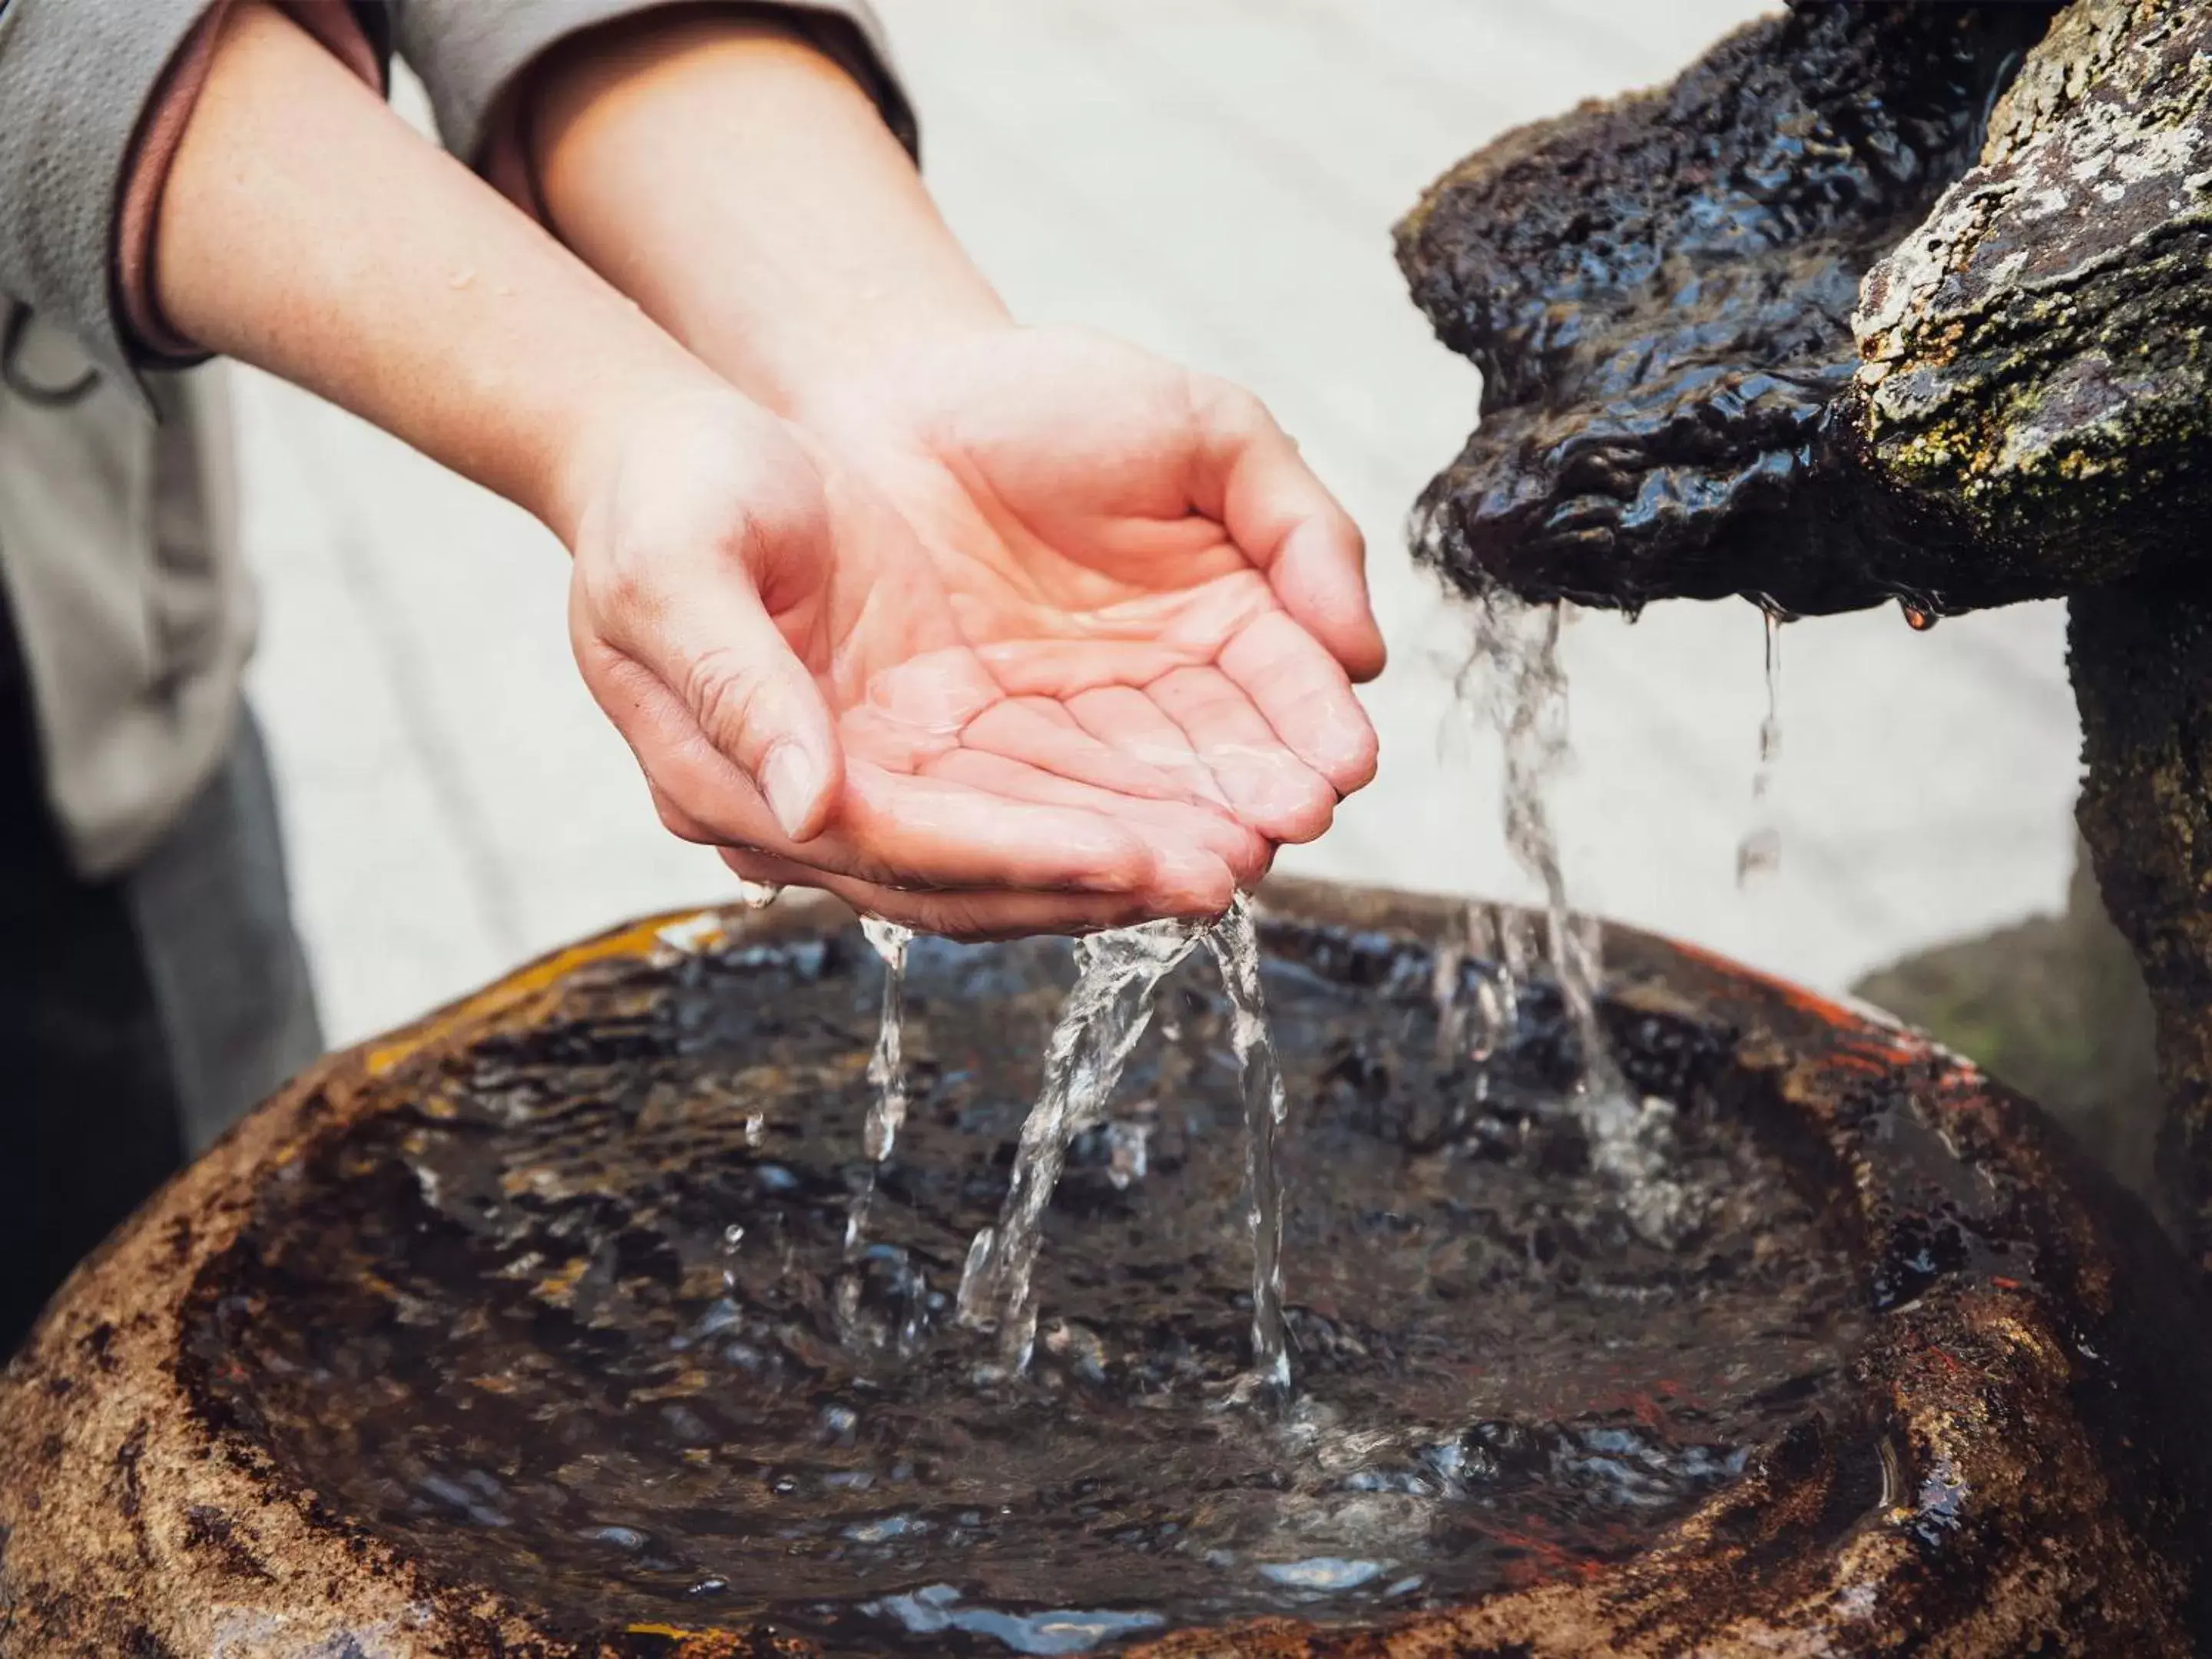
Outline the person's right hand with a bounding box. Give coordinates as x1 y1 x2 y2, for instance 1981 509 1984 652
563 387 1278 939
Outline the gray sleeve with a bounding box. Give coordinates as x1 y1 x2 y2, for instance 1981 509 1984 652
394 1 918 168
0 0 219 380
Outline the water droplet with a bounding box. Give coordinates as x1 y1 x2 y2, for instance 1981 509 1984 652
1735 827 1782 883
744 1112 767 1147
736 879 783 911
1900 600 1939 631
1101 1121 1151 1190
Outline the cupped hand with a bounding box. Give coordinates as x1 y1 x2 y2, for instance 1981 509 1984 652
565 332 1382 939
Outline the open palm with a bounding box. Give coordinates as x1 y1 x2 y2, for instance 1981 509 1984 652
568 333 1382 937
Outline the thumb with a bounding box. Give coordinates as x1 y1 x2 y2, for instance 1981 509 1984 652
684 622 843 843
590 567 844 843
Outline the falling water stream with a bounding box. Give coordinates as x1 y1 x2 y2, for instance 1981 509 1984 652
1201 896 1290 1394
952 896 1293 1389
1459 592 1616 1098
1459 588 1694 1243
954 919 1203 1373
846 918 916 1255
1735 609 1783 886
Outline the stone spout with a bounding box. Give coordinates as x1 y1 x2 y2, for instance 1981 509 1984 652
1396 0 2212 1269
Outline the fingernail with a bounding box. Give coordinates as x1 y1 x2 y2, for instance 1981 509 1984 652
1320 707 1380 787
762 743 828 841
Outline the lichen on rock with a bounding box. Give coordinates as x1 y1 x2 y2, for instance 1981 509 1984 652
1849 0 2212 611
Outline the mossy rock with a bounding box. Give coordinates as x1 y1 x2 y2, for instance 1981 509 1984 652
1853 843 2161 1204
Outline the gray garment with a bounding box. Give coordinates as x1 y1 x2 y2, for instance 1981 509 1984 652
397 0 915 167
0 0 221 384
0 0 904 382
0 0 908 880
0 342 250 879
124 704 324 1152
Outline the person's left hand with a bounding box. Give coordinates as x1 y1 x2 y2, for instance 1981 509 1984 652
725 325 1384 922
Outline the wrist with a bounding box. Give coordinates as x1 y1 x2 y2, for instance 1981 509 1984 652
541 366 773 551
707 307 1017 432
529 8 1011 420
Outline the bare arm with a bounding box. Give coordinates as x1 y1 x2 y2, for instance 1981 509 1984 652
148 2 1240 931
154 0 720 545
527 11 1007 421
522 13 1385 926
527 12 1384 684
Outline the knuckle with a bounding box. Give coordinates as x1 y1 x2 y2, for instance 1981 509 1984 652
680 647 773 757
928 900 992 942
1193 374 1269 439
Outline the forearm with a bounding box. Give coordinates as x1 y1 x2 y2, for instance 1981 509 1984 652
527 11 1008 416
154 0 730 543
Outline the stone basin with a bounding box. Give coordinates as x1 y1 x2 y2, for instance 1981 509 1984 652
2 879 2208 1656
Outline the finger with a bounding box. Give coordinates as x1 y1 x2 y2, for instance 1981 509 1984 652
717 849 1186 941
1187 377 1386 682
836 760 1165 895
920 747 1264 896
1066 685 1234 810
583 641 790 847
1217 609 1380 795
591 649 1161 897
975 637 1200 700
581 560 843 843
1147 664 1338 844
960 697 1207 806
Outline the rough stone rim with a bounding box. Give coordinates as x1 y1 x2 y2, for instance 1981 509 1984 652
0 879 2200 1657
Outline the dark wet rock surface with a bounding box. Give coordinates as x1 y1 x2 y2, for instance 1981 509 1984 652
1394 0 2212 1320
2072 578 2212 1277
1398 2 2059 618
179 920 1868 1654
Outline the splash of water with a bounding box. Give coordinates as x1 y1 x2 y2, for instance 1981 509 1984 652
720 1221 745 1293
957 920 1202 1373
847 918 913 1256
1203 893 1290 1394
1434 903 1517 1072
1736 608 1784 886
